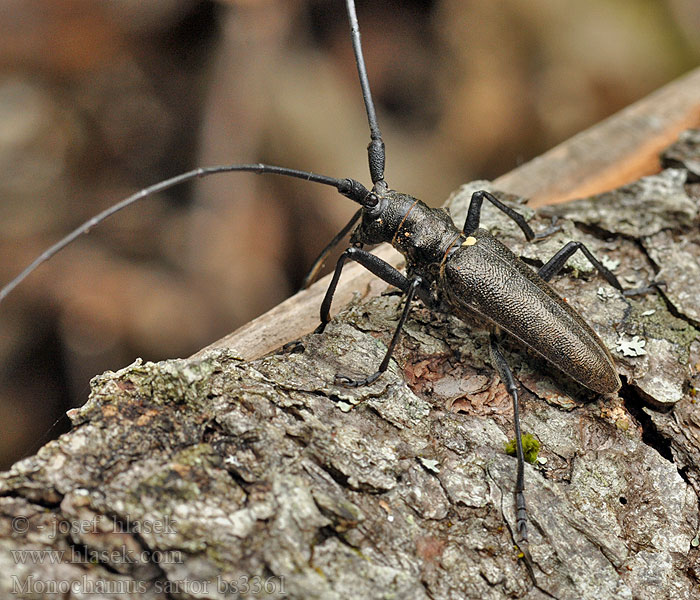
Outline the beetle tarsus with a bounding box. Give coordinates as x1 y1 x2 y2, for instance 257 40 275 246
331 275 422 388
532 216 562 240
622 281 665 296
335 371 381 387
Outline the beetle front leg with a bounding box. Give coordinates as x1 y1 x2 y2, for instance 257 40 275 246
315 247 411 334
336 276 422 387
314 247 422 387
489 333 537 582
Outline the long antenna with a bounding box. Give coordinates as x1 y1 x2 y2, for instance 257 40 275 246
345 0 386 187
0 164 372 303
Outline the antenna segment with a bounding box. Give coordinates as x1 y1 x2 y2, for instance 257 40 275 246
345 0 386 187
0 165 372 303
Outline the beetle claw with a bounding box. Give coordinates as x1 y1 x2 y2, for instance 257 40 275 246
622 280 666 297
533 216 562 241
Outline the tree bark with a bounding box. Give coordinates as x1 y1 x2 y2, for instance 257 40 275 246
1 124 700 598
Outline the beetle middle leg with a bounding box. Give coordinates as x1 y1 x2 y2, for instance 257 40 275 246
462 190 564 242
316 246 423 387
463 190 536 240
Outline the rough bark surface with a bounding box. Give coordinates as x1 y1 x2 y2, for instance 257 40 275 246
1 132 700 599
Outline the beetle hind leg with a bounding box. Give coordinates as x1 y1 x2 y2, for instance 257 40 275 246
489 334 537 582
537 240 623 290
537 239 662 301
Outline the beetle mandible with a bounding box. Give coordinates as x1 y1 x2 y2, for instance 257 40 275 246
1 0 637 585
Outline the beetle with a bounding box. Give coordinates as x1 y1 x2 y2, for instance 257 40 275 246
1 0 638 586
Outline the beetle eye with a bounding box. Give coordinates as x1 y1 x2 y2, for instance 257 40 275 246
363 192 384 217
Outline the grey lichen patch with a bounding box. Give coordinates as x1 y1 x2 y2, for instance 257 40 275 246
310 488 364 528
261 322 399 399
543 169 698 238
365 384 431 431
400 462 450 520
520 372 581 410
101 449 253 560
568 434 697 578
625 296 697 356
623 337 688 406
615 335 647 357
644 228 700 325
613 295 698 407
73 350 238 426
267 475 332 563
310 536 429 600
436 454 490 509
402 316 453 356
254 318 430 431
310 421 401 493
58 492 163 580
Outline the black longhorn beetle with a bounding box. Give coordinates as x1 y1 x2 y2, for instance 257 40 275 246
1 0 643 587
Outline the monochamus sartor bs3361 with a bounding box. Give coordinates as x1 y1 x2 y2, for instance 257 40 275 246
0 0 662 592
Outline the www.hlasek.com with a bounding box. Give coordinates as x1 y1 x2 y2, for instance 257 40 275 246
11 546 182 566
11 574 287 596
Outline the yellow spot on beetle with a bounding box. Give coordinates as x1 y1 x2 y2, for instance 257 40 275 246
462 236 477 246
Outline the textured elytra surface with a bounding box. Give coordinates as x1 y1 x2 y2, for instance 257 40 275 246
441 228 620 394
1 134 700 599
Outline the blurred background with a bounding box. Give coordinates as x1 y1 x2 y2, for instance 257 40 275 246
0 0 698 469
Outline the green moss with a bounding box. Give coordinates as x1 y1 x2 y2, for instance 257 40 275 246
504 434 540 464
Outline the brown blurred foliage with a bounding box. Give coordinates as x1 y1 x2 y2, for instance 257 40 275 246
0 0 698 468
